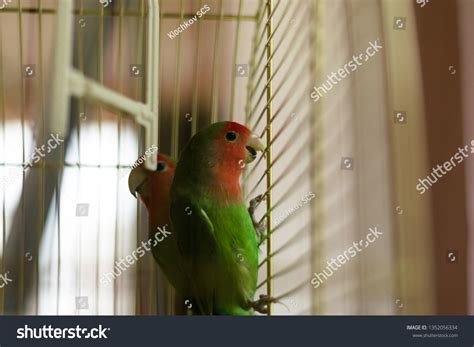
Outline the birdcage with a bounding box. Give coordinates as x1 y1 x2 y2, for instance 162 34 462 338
0 0 443 316
0 0 321 315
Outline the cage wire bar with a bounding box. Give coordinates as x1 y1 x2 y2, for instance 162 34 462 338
309 0 323 315
264 0 274 316
0 9 4 315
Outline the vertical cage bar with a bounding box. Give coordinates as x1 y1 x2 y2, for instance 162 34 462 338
77 0 84 165
245 0 266 118
0 12 5 316
154 0 162 314
56 152 61 314
132 0 146 315
18 0 25 314
97 0 110 314
171 0 184 160
72 17 81 313
49 0 75 314
87 0 105 316
75 0 86 313
37 0 45 315
169 0 186 315
264 0 273 316
309 0 323 314
243 1 263 201
191 0 203 136
244 0 264 124
134 0 142 313
144 0 159 171
50 0 73 137
113 0 124 316
230 0 243 121
210 0 223 123
151 0 164 314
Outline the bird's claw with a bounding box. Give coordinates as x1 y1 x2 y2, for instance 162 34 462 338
248 194 266 211
248 294 278 314
248 194 267 243
255 220 267 233
255 220 267 244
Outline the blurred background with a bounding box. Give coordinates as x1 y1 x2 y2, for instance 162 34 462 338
0 0 472 315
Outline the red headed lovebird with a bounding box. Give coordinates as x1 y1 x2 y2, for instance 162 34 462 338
170 121 276 315
128 153 188 306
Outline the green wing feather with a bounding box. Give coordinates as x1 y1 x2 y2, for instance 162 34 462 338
171 198 217 315
171 191 258 315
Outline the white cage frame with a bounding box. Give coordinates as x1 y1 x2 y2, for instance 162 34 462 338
50 0 160 171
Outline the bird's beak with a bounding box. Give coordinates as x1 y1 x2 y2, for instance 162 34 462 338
128 166 148 198
245 134 265 163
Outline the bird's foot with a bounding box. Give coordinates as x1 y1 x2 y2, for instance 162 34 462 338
248 294 278 314
248 194 267 242
248 194 266 212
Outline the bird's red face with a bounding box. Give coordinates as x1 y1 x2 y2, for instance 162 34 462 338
128 153 176 209
213 122 265 169
208 122 265 195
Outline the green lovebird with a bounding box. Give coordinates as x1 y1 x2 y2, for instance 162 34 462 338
128 153 188 304
170 121 273 315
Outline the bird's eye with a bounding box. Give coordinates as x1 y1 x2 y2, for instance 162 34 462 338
156 161 167 172
225 131 238 142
